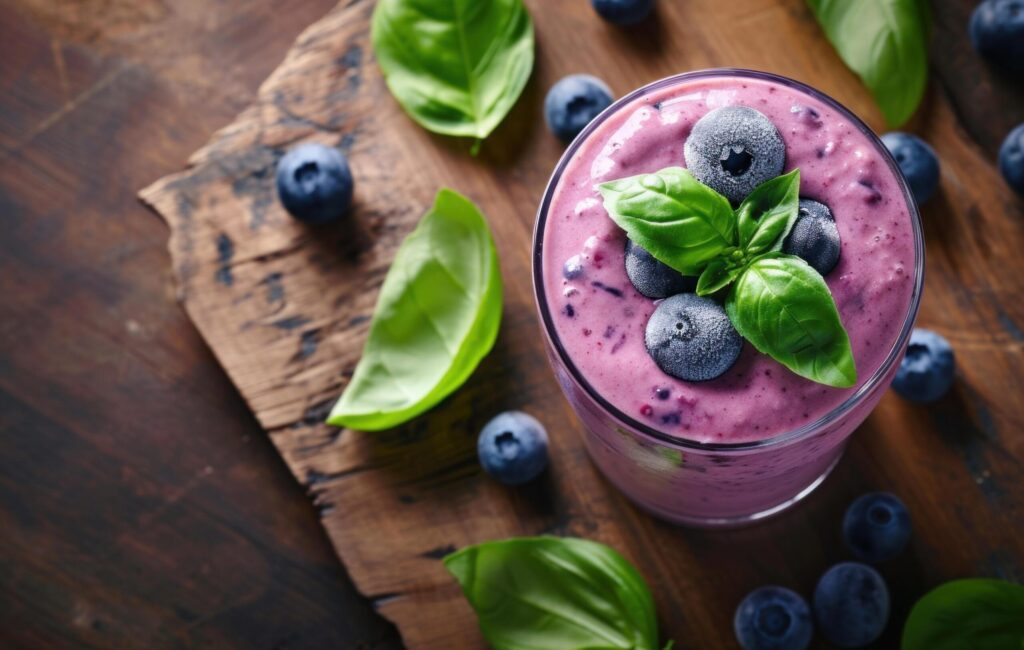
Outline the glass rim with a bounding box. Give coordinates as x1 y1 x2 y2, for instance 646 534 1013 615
531 68 925 453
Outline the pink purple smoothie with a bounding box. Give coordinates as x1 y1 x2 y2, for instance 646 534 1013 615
541 75 916 445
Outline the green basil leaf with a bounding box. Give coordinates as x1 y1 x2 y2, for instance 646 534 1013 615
444 537 662 650
726 254 856 387
902 579 1024 650
736 169 800 255
327 189 501 431
806 0 929 127
598 167 736 275
696 258 743 296
371 0 534 142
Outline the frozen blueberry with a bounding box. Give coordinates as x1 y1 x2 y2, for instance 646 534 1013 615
625 239 697 298
477 411 549 486
970 0 1024 76
591 0 655 25
275 143 354 224
645 293 742 382
782 199 841 276
999 123 1024 196
563 254 585 279
881 132 940 204
544 75 614 142
843 492 912 563
684 106 785 204
813 563 889 648
734 586 813 650
892 329 955 403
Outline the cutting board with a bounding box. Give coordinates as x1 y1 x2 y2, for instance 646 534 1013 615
140 0 1024 647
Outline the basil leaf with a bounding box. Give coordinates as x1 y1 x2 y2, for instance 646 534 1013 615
696 258 743 296
371 0 534 143
726 254 856 387
444 537 662 650
598 167 736 275
327 189 501 431
806 0 929 127
736 169 800 256
902 579 1024 650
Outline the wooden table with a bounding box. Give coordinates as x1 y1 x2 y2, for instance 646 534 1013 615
1 1 1021 648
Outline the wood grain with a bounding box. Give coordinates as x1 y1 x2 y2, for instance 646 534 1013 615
138 0 1024 648
0 0 401 647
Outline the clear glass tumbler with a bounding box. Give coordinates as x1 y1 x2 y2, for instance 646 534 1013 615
532 70 924 527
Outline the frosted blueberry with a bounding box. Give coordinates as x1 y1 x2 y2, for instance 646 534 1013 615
625 239 697 298
684 106 785 203
644 294 742 382
783 199 841 276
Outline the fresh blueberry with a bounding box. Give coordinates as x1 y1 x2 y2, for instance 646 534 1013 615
880 132 940 204
813 563 890 648
275 143 353 224
843 492 912 563
684 106 785 204
892 328 955 403
477 411 549 486
625 239 697 298
970 0 1024 76
591 0 655 26
998 123 1024 195
782 199 841 276
645 293 742 382
544 75 614 142
734 586 813 650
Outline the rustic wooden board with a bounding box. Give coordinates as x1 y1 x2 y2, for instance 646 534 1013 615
140 0 1024 647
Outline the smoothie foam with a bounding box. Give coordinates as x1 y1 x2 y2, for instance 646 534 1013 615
541 75 916 445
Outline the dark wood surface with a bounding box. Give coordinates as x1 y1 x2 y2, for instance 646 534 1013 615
0 1 401 647
3 1 1023 649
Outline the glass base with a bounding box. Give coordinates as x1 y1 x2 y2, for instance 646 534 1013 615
616 452 844 529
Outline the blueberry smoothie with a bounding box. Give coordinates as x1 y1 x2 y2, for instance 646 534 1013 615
533 70 922 525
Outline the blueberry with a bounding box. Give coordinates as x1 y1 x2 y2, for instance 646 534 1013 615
892 328 955 403
645 293 742 382
544 75 614 142
275 143 354 224
563 254 585 279
999 123 1024 195
477 411 549 485
625 239 697 298
782 199 841 276
734 586 813 650
684 106 785 204
880 132 940 204
970 0 1024 76
591 0 655 26
813 563 889 648
843 492 912 563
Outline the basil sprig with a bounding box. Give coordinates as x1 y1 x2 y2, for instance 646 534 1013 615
327 189 502 431
444 537 673 650
902 579 1024 649
371 0 534 151
598 168 857 388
